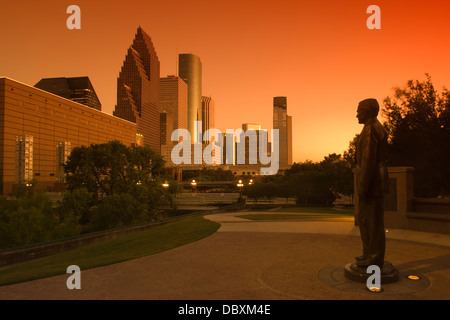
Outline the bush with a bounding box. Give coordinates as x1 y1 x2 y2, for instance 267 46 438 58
86 193 153 232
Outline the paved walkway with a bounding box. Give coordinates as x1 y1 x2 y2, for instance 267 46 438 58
1 211 450 300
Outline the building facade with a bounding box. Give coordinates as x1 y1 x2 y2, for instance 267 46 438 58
201 96 215 142
178 53 202 143
34 77 102 111
0 77 137 195
160 75 188 147
273 96 292 165
114 27 160 153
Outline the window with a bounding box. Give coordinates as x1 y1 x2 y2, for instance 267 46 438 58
56 141 71 182
15 135 33 184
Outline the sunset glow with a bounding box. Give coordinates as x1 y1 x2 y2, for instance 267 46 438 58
1 0 450 162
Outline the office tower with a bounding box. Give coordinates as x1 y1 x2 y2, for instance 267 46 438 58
273 96 292 165
160 112 174 146
201 96 215 142
34 77 102 111
178 53 202 142
221 133 236 165
114 27 160 153
238 123 271 165
160 75 188 146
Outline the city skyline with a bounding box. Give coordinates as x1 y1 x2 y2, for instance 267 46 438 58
2 1 450 162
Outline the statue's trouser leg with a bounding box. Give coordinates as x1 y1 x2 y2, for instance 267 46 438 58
358 196 385 267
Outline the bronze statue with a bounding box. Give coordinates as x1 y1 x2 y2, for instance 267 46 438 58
355 98 389 268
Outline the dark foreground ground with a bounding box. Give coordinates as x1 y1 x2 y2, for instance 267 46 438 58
1 211 450 300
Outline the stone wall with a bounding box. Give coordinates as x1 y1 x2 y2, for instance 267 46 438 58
353 167 450 234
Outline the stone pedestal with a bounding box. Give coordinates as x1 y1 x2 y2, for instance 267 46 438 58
344 261 399 284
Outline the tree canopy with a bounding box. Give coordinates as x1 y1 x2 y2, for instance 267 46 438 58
242 154 353 206
63 141 180 231
381 74 450 197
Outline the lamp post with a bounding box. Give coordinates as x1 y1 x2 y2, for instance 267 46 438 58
191 179 197 193
162 180 169 188
237 179 244 202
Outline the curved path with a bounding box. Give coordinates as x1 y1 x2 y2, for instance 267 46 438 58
1 211 450 300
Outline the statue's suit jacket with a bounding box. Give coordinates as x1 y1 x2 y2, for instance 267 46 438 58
356 117 389 199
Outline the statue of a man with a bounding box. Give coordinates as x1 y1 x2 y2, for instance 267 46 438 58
355 98 389 268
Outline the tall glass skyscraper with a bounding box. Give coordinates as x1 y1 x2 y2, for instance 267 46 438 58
273 96 292 165
114 27 160 153
178 53 202 143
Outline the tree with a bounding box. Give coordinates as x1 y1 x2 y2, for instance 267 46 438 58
64 141 166 199
63 141 181 231
382 74 450 197
242 179 267 204
284 161 335 206
0 190 55 248
57 188 92 226
320 153 354 198
0 187 59 248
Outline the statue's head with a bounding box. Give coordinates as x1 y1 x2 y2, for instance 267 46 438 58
357 98 379 124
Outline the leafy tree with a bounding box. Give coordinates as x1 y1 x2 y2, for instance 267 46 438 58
0 189 56 248
242 179 267 204
58 188 92 226
283 161 335 206
274 174 296 204
320 153 354 198
382 74 450 197
86 193 150 231
64 141 165 198
63 141 181 231
182 168 235 182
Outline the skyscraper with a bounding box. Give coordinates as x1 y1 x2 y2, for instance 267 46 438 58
114 27 160 152
34 77 102 111
201 96 215 142
273 96 292 165
238 123 271 166
160 75 188 145
178 53 202 143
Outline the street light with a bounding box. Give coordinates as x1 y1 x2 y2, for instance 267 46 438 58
237 179 244 203
249 179 253 185
191 179 197 192
162 180 169 188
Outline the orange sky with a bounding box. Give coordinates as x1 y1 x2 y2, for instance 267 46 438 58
1 0 450 162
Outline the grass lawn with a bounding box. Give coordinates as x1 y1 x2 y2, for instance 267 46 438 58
236 213 353 221
0 215 220 286
274 206 354 214
247 206 354 214
237 206 354 220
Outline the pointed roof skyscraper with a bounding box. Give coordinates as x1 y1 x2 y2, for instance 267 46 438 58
114 27 160 152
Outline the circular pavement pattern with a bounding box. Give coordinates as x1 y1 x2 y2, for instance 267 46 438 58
318 265 431 295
